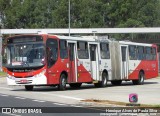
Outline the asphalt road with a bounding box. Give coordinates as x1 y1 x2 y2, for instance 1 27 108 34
0 77 160 116
1 77 160 104
0 94 103 116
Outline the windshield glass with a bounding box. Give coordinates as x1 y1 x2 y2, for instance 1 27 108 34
6 42 45 68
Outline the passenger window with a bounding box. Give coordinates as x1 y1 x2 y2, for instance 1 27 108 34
146 47 152 60
100 43 110 59
60 40 68 59
152 47 156 60
90 45 96 61
129 45 137 60
46 39 58 68
77 41 89 59
137 46 145 60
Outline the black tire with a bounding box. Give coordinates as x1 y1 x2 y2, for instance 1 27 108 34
94 72 108 88
111 80 122 86
69 83 82 88
58 74 67 91
132 72 144 85
25 85 33 91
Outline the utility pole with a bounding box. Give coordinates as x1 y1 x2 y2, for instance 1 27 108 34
68 0 70 36
0 30 2 71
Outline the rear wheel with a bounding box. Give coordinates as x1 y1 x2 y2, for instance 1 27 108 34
111 80 122 86
25 85 33 91
69 83 82 88
132 72 144 85
94 72 108 87
58 74 67 91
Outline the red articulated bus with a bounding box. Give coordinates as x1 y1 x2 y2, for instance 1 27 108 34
4 34 158 90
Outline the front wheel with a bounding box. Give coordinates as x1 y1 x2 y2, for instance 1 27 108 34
58 74 67 91
94 72 108 87
25 85 33 91
132 72 144 85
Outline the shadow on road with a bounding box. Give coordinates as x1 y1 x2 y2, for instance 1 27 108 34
10 81 159 92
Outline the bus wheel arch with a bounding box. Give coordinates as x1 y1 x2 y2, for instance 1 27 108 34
102 69 109 86
94 70 108 88
58 71 68 91
132 70 145 85
102 70 108 86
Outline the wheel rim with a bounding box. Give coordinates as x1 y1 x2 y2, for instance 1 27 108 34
103 73 107 85
140 74 144 83
62 77 66 87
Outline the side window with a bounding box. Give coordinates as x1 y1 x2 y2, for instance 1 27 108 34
46 39 58 68
145 47 152 60
77 41 89 59
152 47 156 60
129 45 137 60
60 40 68 59
137 46 145 60
100 43 110 59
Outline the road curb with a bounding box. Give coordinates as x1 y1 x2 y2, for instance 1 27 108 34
78 101 124 107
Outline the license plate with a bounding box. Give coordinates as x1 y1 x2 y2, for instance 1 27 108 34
20 80 28 83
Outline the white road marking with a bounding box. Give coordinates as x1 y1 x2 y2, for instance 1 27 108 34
1 94 9 96
53 103 67 106
32 99 45 102
2 113 21 116
57 95 84 100
41 93 84 101
70 105 82 107
0 87 84 101
15 97 26 99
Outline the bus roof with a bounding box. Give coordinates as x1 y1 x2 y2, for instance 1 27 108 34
56 35 110 42
118 40 156 46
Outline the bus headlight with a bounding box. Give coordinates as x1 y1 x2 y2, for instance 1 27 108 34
7 74 14 79
34 69 46 78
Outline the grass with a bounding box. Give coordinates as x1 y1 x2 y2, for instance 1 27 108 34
0 71 7 77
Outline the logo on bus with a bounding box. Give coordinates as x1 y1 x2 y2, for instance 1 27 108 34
152 64 156 68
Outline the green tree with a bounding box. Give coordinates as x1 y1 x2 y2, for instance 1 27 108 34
0 0 10 28
107 0 159 28
1 0 160 29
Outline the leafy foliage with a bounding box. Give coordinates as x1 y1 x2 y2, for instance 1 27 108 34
0 0 160 29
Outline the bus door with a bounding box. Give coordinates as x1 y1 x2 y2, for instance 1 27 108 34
68 42 77 82
89 44 99 81
121 45 128 79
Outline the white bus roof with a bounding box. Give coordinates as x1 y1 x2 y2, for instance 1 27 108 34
56 35 110 42
118 41 155 46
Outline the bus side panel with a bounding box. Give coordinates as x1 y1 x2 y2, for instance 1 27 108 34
145 45 158 79
145 60 158 79
128 61 143 80
99 59 111 80
128 60 158 80
77 59 93 83
110 42 121 80
47 59 69 85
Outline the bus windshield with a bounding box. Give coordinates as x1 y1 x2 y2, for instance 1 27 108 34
6 42 45 68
